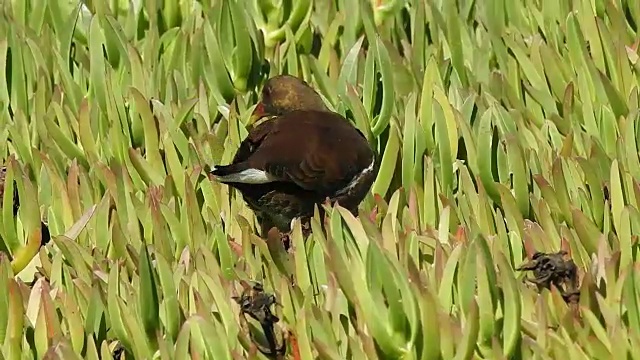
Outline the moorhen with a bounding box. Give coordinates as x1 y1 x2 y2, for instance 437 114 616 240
210 75 378 241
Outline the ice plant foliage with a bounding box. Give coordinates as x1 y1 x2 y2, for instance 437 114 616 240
0 0 639 358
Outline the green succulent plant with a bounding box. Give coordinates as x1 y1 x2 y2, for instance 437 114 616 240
0 0 638 358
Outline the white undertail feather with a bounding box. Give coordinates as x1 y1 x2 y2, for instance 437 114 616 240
212 167 277 184
335 158 376 196
213 158 374 192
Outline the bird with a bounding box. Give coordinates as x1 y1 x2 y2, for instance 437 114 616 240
210 75 378 243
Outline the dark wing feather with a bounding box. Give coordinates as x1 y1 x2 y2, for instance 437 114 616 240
230 119 277 164
245 111 374 195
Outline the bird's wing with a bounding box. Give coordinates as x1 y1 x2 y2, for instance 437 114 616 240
247 112 374 195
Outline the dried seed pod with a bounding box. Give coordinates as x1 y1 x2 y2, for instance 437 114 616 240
233 281 285 358
517 250 580 304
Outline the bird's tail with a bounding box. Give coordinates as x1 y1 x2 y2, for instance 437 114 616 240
210 163 249 183
210 163 275 184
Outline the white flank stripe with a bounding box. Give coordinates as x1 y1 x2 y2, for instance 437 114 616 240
335 158 376 196
213 167 277 184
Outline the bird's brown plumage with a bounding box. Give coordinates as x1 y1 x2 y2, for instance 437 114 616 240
229 110 373 194
211 75 378 238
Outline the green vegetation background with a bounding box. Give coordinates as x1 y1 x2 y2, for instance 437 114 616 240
0 0 639 358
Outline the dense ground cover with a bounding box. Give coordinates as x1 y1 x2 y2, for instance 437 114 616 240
0 0 639 358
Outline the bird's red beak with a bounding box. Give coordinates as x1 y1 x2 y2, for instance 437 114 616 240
249 102 266 125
